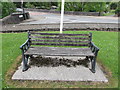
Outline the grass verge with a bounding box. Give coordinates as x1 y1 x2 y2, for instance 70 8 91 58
103 10 115 16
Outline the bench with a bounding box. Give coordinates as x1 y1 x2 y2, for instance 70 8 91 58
20 31 99 73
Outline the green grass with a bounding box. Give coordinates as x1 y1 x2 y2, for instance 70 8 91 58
103 10 115 16
0 34 2 89
0 16 2 19
1 31 118 88
2 33 27 88
2 33 27 74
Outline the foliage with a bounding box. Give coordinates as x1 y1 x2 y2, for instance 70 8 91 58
25 2 35 8
104 3 110 13
26 2 51 10
1 1 16 18
64 2 86 11
14 2 27 8
84 2 106 12
115 1 120 16
58 2 106 13
58 2 83 11
51 2 58 6
103 10 115 16
22 1 117 16
0 2 2 18
115 8 120 15
14 2 22 8
110 2 118 10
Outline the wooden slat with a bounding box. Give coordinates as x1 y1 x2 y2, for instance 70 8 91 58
29 36 90 40
30 32 89 36
25 47 94 56
31 39 90 43
31 43 88 46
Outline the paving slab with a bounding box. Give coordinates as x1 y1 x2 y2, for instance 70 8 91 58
12 57 108 82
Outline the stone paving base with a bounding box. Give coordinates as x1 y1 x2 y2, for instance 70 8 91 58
2 23 118 33
12 57 108 82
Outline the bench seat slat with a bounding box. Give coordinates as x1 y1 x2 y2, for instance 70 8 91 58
29 36 89 40
31 43 88 46
25 47 94 56
30 32 89 36
31 39 90 43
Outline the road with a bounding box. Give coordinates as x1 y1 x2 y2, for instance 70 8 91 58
20 11 118 25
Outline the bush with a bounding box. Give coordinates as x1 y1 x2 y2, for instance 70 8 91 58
41 6 45 9
115 8 120 16
115 2 120 16
57 2 106 13
46 7 50 10
25 2 35 8
110 2 117 10
1 1 16 18
0 2 2 18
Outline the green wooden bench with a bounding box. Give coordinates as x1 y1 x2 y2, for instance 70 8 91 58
20 31 99 73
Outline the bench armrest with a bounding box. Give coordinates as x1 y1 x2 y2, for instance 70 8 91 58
20 39 30 52
90 42 99 56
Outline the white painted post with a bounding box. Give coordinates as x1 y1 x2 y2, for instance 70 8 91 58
60 0 65 34
21 0 24 14
21 0 23 9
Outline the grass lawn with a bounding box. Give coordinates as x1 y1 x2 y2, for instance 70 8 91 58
0 34 2 89
0 15 2 19
1 31 118 88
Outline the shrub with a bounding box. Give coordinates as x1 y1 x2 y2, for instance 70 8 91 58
115 2 120 16
110 2 117 10
25 2 35 8
1 1 16 18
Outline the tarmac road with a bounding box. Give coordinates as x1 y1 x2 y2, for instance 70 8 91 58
20 11 118 25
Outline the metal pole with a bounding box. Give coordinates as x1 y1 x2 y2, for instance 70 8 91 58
60 0 65 34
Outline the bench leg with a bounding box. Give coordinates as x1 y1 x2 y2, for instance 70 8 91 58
90 56 96 73
22 54 29 72
85 56 89 60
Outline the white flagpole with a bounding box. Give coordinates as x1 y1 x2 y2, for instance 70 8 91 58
60 0 65 34
21 0 24 13
21 0 23 8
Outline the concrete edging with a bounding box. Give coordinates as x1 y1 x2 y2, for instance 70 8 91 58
1 23 119 33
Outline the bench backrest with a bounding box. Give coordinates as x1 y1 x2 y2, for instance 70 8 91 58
28 31 92 47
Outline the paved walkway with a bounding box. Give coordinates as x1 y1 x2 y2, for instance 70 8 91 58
12 57 108 82
1 11 118 32
20 11 118 24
